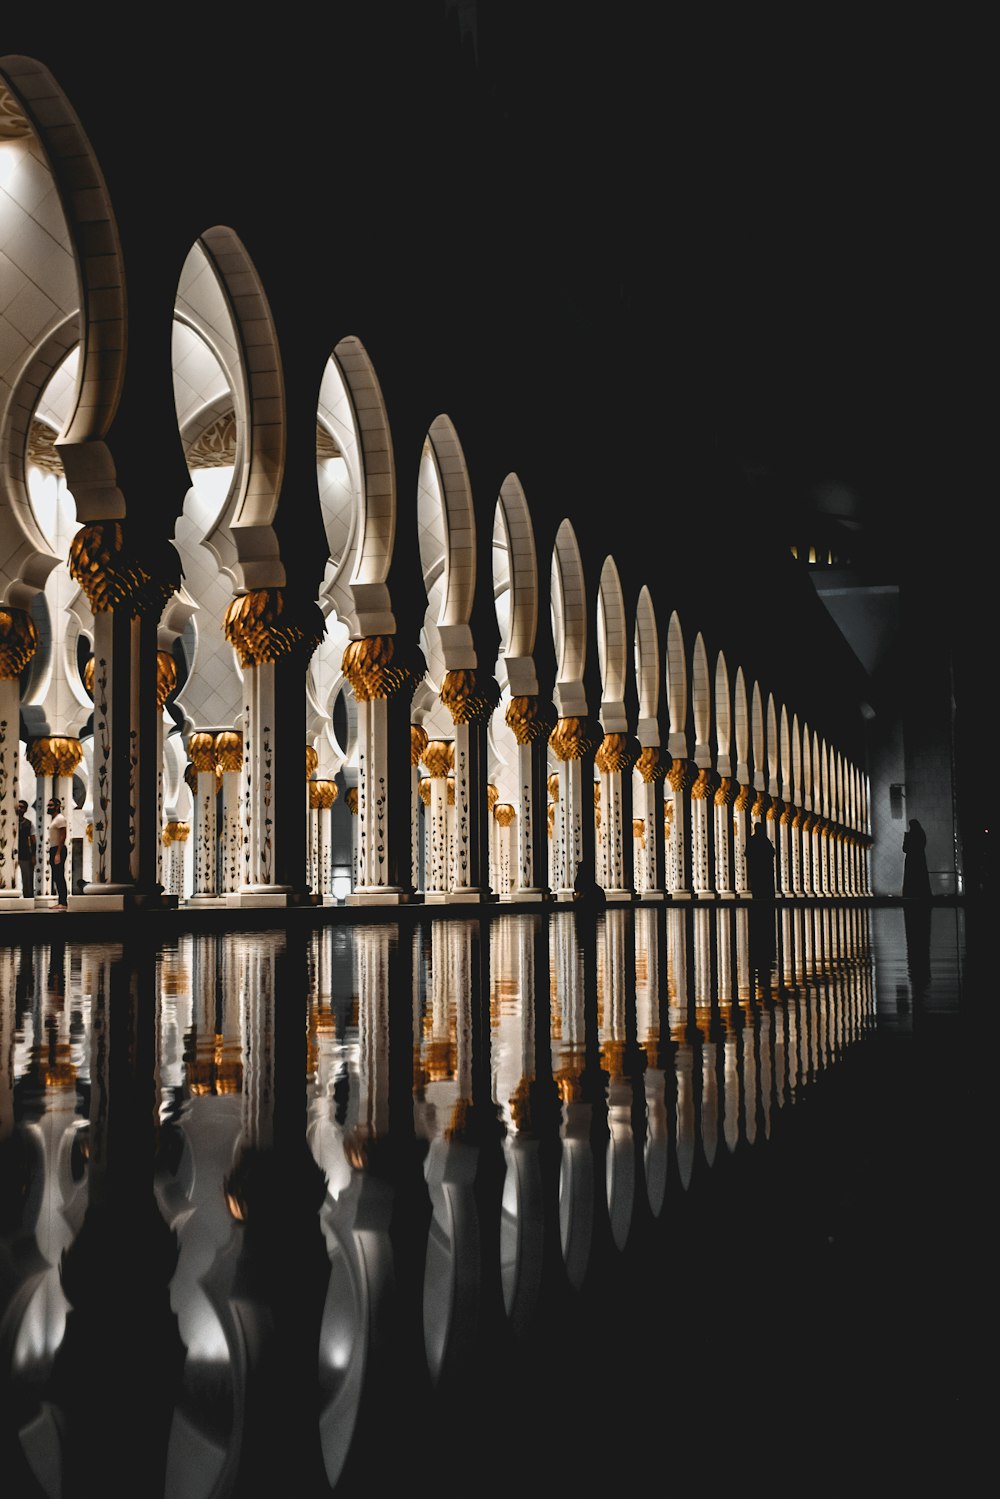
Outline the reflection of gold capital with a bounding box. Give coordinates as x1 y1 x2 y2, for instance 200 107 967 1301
421 739 454 778
225 588 325 667
410 723 429 767
305 744 319 779
505 695 555 744
346 787 359 814
417 777 432 806
549 717 598 762
216 730 243 773
495 803 516 827
0 606 39 679
341 634 415 700
28 736 84 778
440 669 500 724
636 746 666 783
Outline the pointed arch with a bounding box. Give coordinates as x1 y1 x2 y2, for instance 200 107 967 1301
633 585 660 741
494 472 538 695
420 414 476 668
779 703 790 802
715 652 732 776
791 713 803 808
691 632 711 759
734 666 749 780
766 693 779 794
551 518 587 715
665 610 688 757
751 681 765 789
597 554 628 731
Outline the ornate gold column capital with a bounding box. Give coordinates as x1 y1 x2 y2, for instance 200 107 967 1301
734 783 753 812
505 694 555 745
410 723 429 767
417 777 432 807
0 606 39 678
593 782 601 806
780 801 795 825
308 781 323 810
487 783 499 812
547 803 555 836
69 521 177 616
690 768 720 801
714 775 735 807
164 818 190 843
666 758 694 793
547 773 560 802
215 731 243 773
225 588 325 667
766 797 783 822
549 716 599 762
27 736 84 777
636 746 667 783
345 787 359 815
340 634 417 700
632 817 646 845
594 732 637 774
495 803 516 828
421 739 454 778
305 744 319 779
446 775 456 807
314 779 339 809
156 650 178 709
440 668 501 724
751 790 771 819
187 732 217 773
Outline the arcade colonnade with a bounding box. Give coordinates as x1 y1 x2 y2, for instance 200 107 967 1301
0 58 871 915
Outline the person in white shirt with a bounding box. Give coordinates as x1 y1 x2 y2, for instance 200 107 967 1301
47 796 69 908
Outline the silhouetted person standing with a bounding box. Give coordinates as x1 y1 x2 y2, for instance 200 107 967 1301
16 798 36 895
746 823 776 903
47 795 68 908
902 818 931 899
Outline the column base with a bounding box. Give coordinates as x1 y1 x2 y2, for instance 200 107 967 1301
186 894 227 908
669 891 693 901
511 888 550 902
70 890 179 911
422 891 449 905
227 887 291 908
346 887 409 906
446 889 493 904
604 890 636 904
0 895 35 913
693 890 717 900
637 890 665 902
717 890 736 900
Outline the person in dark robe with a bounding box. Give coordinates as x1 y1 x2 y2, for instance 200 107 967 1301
746 823 777 989
902 818 931 899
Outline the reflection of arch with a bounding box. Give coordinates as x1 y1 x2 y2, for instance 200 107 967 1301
494 473 538 695
551 519 587 715
691 632 711 753
195 226 286 591
597 555 627 731
715 652 732 773
633 585 659 739
665 610 687 756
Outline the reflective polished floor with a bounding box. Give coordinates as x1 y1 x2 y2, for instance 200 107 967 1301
0 900 980 1497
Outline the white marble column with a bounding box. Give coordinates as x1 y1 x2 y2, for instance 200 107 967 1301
713 776 735 898
215 731 243 894
690 768 717 898
494 803 515 898
188 731 219 902
665 758 693 898
421 740 453 904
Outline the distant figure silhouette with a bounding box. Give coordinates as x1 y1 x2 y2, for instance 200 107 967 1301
902 818 931 899
746 824 776 903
